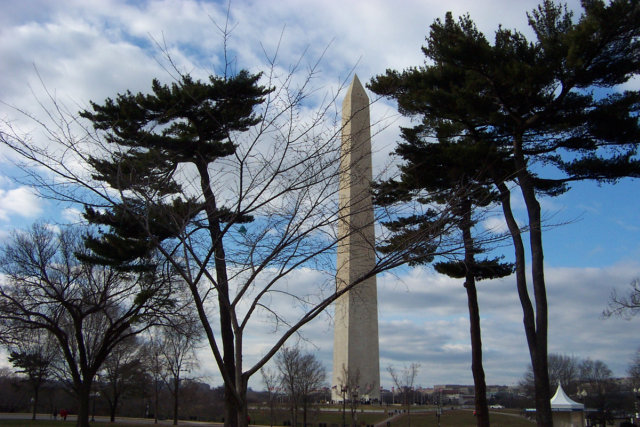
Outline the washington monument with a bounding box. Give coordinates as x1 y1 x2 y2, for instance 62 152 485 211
332 75 380 402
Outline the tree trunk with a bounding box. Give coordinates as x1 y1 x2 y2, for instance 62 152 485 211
234 376 248 427
109 388 119 422
269 395 275 427
497 180 550 424
302 397 308 427
173 376 179 425
110 395 117 422
291 401 297 427
460 202 490 427
196 160 239 427
77 384 91 427
513 142 552 427
466 275 490 427
32 386 39 420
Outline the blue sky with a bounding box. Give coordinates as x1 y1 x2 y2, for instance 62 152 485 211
0 0 638 391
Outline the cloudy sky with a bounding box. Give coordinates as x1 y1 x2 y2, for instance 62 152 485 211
1 0 639 391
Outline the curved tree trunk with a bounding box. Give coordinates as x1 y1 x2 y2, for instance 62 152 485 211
496 176 552 427
513 140 552 427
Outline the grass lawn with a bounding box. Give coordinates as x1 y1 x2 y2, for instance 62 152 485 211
248 408 386 426
247 408 533 427
0 409 534 427
387 410 535 427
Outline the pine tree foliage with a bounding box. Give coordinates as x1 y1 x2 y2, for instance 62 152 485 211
373 129 513 427
78 72 269 270
369 1 640 425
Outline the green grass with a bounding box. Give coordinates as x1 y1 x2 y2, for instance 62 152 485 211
384 410 535 427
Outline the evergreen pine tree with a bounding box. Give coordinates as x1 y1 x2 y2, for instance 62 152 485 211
370 1 640 424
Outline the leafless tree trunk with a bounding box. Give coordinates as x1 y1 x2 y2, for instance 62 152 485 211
155 320 202 426
99 335 146 422
276 347 326 427
260 367 279 427
387 364 419 427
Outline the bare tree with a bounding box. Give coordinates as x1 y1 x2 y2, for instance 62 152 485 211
260 367 279 427
0 223 178 427
4 329 58 420
388 364 420 427
521 353 581 396
144 339 166 425
276 347 326 427
604 278 640 319
98 335 146 422
578 358 618 424
155 319 202 425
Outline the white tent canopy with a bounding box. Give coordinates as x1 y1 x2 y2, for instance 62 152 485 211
550 384 584 411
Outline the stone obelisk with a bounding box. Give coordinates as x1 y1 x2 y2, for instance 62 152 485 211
332 75 380 402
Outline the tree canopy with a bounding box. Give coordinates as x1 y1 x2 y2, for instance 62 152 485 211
369 1 640 425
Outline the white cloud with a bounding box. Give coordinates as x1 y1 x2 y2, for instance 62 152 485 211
481 215 510 234
0 186 43 221
235 260 640 390
61 207 83 223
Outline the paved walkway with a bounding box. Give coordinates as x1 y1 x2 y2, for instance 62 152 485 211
373 411 404 427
